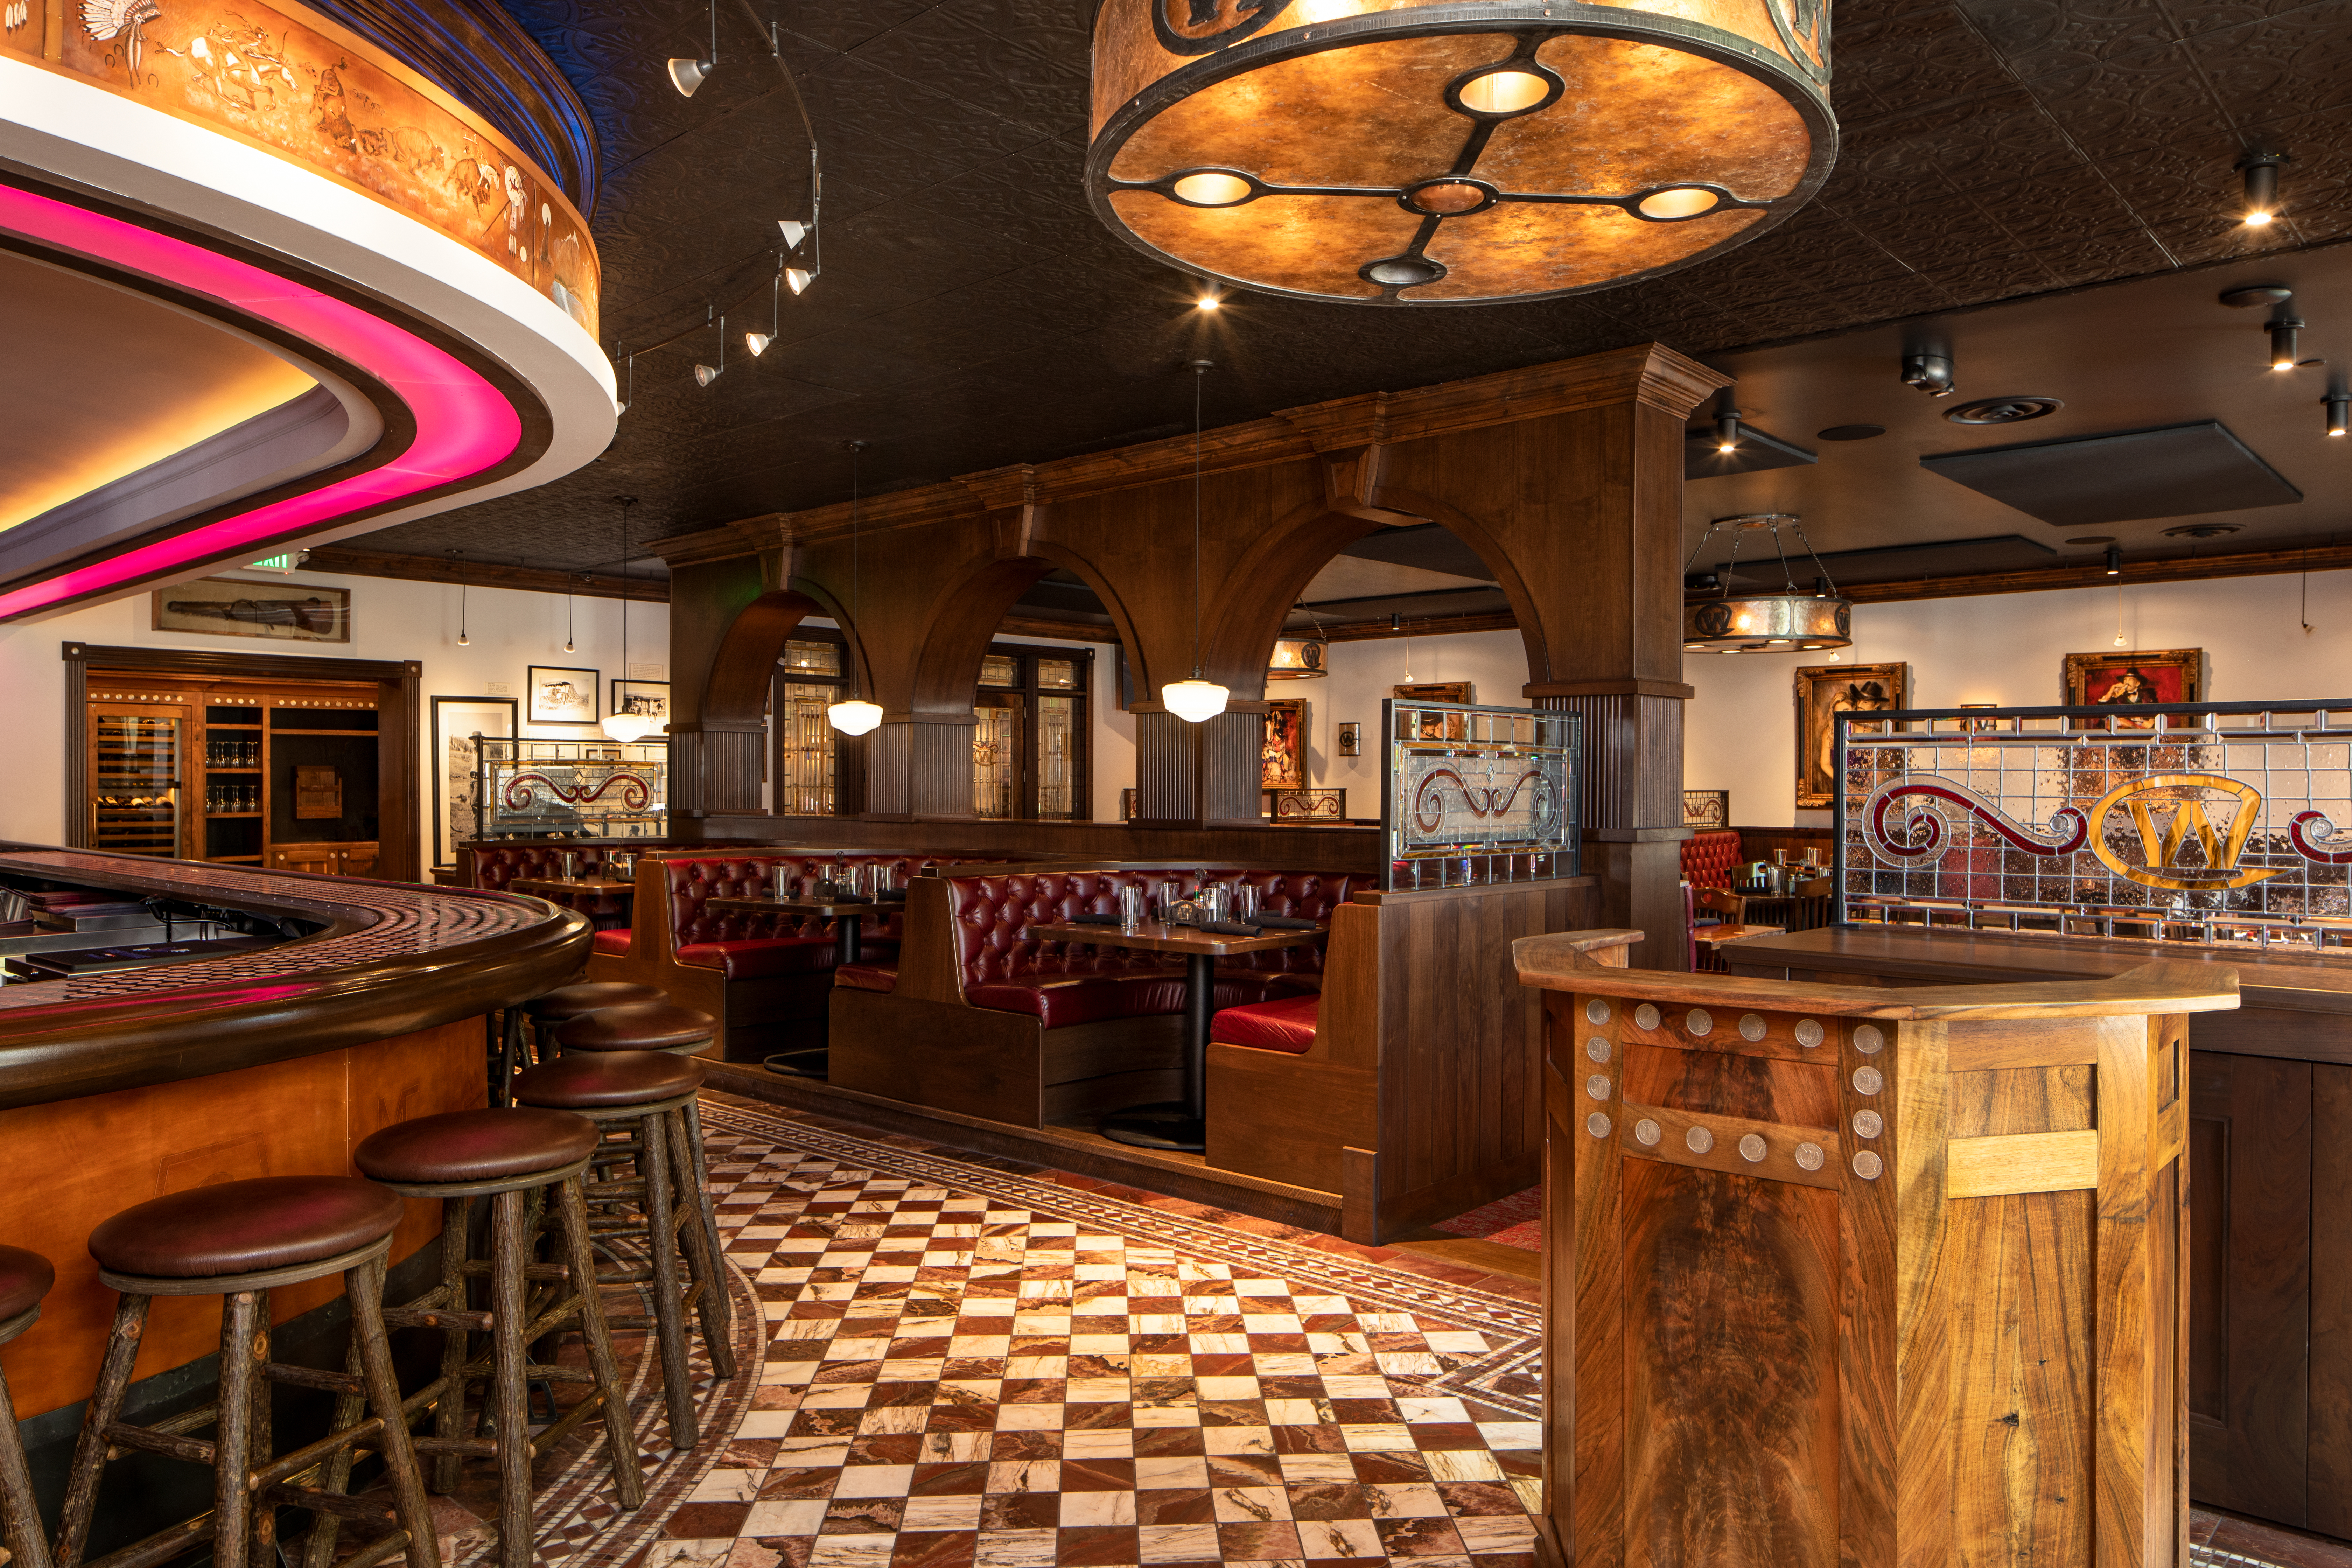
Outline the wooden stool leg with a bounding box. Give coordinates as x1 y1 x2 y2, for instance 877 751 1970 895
666 1107 735 1380
639 1111 699 1447
489 1189 531 1568
679 1097 728 1308
556 1172 644 1511
299 1339 367 1568
54 1293 149 1568
346 1252 442 1568
0 1357 52 1568
212 1289 259 1568
248 1292 275 1564
429 1196 471 1494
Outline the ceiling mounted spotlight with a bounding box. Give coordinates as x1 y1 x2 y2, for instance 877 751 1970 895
2105 544 2122 576
1902 352 1956 397
1195 289 1221 311
2270 317 2307 371
1714 404 1743 454
2239 150 2288 227
1083 0 1834 304
2328 389 2351 438
694 309 727 386
746 264 781 357
666 0 717 95
777 149 822 295
1945 395 2064 425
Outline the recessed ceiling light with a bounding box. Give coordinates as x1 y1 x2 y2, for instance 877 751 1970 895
2161 523 2242 538
1816 424 1885 441
1946 396 2063 425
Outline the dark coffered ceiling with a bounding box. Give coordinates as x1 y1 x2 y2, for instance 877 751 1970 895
355 0 2352 570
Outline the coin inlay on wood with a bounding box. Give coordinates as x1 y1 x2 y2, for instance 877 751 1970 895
1588 1112 1612 1138
1854 1023 1885 1054
1687 1008 1713 1036
1686 1126 1714 1154
1739 1013 1767 1041
1853 1149 1884 1179
1634 1003 1661 1030
1586 1073 1611 1100
1586 998 1612 1025
1853 1109 1883 1138
1738 1133 1768 1162
1586 1037 1611 1063
1793 1018 1824 1049
1852 1065 1883 1095
1635 1119 1662 1146
1794 1142 1825 1170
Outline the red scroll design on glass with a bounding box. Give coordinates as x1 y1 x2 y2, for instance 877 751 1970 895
502 771 652 811
1410 766 1550 833
2289 810 2352 863
1863 778 2088 860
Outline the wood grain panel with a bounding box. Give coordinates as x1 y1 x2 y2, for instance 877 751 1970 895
1614 1101 1841 1192
1946 1131 2100 1198
0 1018 478 1418
1890 1019 1953 1568
1946 1021 2103 1070
1620 1043 1840 1127
2310 1063 2352 1540
1621 1158 1840 1568
1947 1191 2095 1568
1949 1067 2096 1136
1571 991 1626 1568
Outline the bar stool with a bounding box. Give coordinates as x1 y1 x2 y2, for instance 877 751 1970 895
495 980 668 1104
56 1177 438 1568
553 1003 722 1267
510 1052 733 1447
0 1245 55 1568
352 1109 643 1568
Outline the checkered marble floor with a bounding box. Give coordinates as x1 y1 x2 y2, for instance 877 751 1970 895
618 1096 1549 1568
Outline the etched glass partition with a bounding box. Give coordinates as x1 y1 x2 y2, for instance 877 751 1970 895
1835 701 2352 951
1381 700 1580 890
475 738 668 840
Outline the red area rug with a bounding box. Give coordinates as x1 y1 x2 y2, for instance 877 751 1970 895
1429 1185 1542 1252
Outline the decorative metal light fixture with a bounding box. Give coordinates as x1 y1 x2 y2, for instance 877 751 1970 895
827 442 884 738
1681 513 1851 654
1085 0 1834 304
1161 360 1231 723
1268 638 1326 679
604 499 656 743
667 0 717 96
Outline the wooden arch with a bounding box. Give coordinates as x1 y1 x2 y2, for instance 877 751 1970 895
906 546 1145 713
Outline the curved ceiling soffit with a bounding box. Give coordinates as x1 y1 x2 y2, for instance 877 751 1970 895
702 587 821 727
0 182 523 621
908 543 1148 713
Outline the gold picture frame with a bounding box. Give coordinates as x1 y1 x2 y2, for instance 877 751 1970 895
1262 699 1307 790
2063 648 2204 728
151 576 350 643
1796 662 1907 809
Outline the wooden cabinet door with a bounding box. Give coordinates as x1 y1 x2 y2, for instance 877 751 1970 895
2188 1051 2312 1526
268 844 341 876
339 843 379 877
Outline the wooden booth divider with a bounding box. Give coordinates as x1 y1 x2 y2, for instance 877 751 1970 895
1513 930 2240 1568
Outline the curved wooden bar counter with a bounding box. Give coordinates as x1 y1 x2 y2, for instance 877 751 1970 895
0 844 589 1423
1513 930 2240 1568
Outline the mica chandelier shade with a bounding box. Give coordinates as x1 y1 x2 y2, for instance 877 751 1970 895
1087 0 1836 304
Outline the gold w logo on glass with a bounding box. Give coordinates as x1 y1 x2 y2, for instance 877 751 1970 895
2085 773 2280 891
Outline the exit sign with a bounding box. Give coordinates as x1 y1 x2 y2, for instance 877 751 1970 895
246 553 304 573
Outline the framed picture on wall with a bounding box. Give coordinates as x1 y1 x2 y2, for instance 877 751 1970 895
527 665 600 726
1262 699 1308 790
611 678 670 729
152 576 350 643
429 695 517 867
2063 648 2203 728
1795 662 1907 809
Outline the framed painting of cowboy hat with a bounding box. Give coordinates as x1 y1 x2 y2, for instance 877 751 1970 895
1796 662 1907 810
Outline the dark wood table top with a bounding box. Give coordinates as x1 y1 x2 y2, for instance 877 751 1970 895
507 876 636 896
1028 919 1322 957
706 896 890 918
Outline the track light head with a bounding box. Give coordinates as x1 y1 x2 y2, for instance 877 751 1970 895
667 56 713 95
2105 544 2122 576
695 362 723 386
1902 352 1956 397
2327 390 2351 438
2239 150 2287 227
779 219 809 249
745 331 772 357
785 267 814 295
1714 405 1742 454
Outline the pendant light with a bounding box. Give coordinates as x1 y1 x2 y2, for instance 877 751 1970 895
1161 360 1230 724
603 500 655 742
563 567 576 653
452 550 469 646
1680 513 1852 654
827 442 884 737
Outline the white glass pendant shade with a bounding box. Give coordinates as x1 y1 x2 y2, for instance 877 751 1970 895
827 698 883 736
602 712 654 743
1161 678 1231 723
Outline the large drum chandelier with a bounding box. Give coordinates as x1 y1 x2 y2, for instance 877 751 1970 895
1682 513 1852 654
1086 0 1835 305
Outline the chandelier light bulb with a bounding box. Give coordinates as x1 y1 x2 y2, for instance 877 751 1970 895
826 698 883 736
1161 677 1231 723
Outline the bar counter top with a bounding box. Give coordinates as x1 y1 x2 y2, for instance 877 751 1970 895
0 844 590 1110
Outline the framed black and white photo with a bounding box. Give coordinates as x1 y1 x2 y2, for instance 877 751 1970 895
611 678 670 729
527 665 600 726
430 695 517 867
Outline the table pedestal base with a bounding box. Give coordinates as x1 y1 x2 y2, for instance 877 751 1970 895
1099 1101 1206 1153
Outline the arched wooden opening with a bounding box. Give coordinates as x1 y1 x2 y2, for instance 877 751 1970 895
907 549 1144 714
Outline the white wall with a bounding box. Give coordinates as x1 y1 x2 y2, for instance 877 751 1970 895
1 569 667 861
1688 570 2352 825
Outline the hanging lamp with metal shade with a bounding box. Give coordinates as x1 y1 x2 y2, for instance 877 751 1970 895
828 442 885 737
1681 513 1853 654
1086 0 1835 306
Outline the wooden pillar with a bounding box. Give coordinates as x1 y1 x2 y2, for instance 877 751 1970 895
649 552 768 831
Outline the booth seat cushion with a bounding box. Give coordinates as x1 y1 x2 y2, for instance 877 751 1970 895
660 853 1009 951
592 929 633 957
1212 994 1322 1055
966 972 1190 1030
1680 830 1743 888
1211 971 1322 1004
677 936 838 979
836 962 897 994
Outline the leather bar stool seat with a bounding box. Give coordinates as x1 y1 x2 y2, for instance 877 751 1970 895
512 1049 705 1108
525 980 667 1023
0 1245 52 1325
88 1176 404 1280
0 1244 54 1568
354 1108 600 1185
555 1000 716 1055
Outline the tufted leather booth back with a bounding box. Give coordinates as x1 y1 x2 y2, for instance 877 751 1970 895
945 869 1359 988
1680 830 1743 890
463 840 765 893
663 854 1008 948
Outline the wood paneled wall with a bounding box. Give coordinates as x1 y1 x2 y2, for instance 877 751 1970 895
652 344 1725 956
693 814 1385 872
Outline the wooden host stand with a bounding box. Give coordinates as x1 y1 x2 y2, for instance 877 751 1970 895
1513 929 2240 1568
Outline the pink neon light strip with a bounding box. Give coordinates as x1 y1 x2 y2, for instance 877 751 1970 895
0 184 523 619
